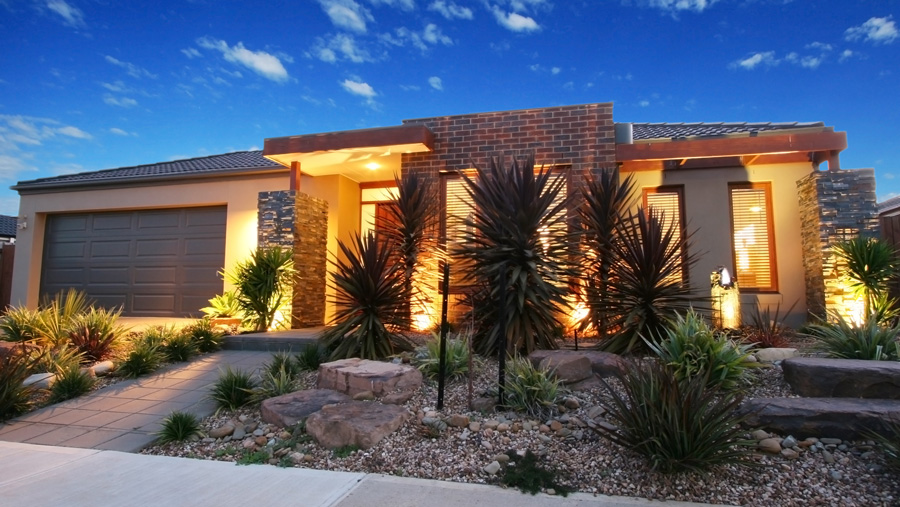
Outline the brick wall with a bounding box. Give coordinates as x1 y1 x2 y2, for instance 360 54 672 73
797 169 879 320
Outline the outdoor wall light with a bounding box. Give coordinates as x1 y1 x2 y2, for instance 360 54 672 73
711 266 740 329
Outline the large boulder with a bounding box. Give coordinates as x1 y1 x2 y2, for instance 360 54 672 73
740 397 900 440
305 401 410 449
527 350 592 383
782 357 900 399
317 358 423 398
260 389 352 428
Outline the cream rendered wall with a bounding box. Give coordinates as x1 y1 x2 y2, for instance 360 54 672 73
627 162 813 326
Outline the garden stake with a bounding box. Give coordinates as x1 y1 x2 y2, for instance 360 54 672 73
437 261 450 410
574 329 578 351
497 264 508 408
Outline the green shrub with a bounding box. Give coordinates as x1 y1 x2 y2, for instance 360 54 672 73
161 329 198 363
0 351 36 420
210 366 257 410
591 359 755 474
254 366 301 401
48 363 95 403
37 289 92 347
503 356 561 419
200 291 244 319
186 319 225 353
0 306 44 344
414 331 474 381
745 302 794 349
294 343 326 371
117 337 164 378
65 306 126 363
501 450 572 496
266 351 302 379
646 310 756 391
833 237 898 319
805 314 900 361
157 411 201 444
227 248 295 332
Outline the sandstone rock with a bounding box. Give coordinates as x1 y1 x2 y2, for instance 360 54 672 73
781 448 800 459
527 350 592 383
232 427 246 440
209 423 235 439
353 390 375 401
782 357 900 399
90 360 115 377
493 453 510 463
759 438 782 454
448 414 469 427
254 436 268 446
24 373 55 389
483 461 501 475
469 421 481 432
382 390 415 405
578 351 628 378
740 397 900 440
260 389 351 428
564 397 580 409
755 348 798 363
471 396 496 412
305 401 410 449
317 358 423 397
751 429 770 441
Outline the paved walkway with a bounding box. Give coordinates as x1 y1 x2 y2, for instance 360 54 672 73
0 350 271 452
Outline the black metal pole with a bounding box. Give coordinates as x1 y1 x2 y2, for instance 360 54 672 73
574 329 579 351
497 264 507 408
437 261 450 410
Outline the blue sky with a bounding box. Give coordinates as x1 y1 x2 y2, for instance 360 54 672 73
0 0 897 216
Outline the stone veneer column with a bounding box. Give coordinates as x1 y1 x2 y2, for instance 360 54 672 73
796 169 879 320
258 190 328 328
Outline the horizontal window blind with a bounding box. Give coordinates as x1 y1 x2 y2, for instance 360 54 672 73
729 183 777 292
644 186 686 283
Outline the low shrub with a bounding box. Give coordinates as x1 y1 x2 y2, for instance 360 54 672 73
0 351 36 420
414 331 474 381
32 345 83 375
646 310 756 391
37 289 92 347
501 449 572 496
186 319 225 353
254 367 301 401
0 306 43 343
210 366 257 410
503 356 561 419
591 359 755 474
48 363 95 403
805 314 900 361
200 291 244 320
161 329 198 363
65 307 126 363
118 337 164 378
745 302 795 349
294 344 326 372
266 351 302 379
157 411 201 444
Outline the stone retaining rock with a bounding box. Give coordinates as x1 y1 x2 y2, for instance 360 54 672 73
755 348 798 363
528 350 625 381
306 401 410 449
261 389 351 428
527 350 592 383
740 397 900 440
782 357 900 399
317 358 423 398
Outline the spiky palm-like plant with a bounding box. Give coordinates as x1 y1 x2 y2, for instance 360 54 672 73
320 232 414 360
596 207 698 354
577 168 637 337
381 172 440 330
228 247 295 332
833 237 899 320
456 154 575 356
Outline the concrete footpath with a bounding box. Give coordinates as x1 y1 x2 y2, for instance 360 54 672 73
0 441 715 507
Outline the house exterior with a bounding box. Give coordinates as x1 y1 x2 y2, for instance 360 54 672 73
10 103 878 328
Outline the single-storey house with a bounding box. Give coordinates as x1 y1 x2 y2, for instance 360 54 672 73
9 103 878 328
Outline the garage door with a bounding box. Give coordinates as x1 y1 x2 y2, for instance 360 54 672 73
40 207 226 317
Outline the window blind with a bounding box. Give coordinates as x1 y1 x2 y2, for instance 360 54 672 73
729 183 777 292
644 186 686 283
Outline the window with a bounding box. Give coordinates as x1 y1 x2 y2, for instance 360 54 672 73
729 182 777 292
643 185 687 283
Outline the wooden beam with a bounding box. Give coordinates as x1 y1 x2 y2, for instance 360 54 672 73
264 124 434 157
290 161 300 191
617 130 847 162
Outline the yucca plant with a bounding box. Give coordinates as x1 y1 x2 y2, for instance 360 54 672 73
380 172 440 331
0 306 44 344
745 302 795 349
0 350 36 420
228 247 295 332
253 366 302 401
294 343 326 371
502 356 562 419
65 306 126 363
48 362 96 403
414 330 476 381
577 168 637 337
185 319 225 353
833 237 899 319
456 154 575 356
200 291 245 320
157 411 202 444
159 328 198 362
595 207 698 354
646 310 756 391
591 359 755 474
210 366 257 410
36 289 92 347
31 344 84 375
805 313 900 361
320 232 413 360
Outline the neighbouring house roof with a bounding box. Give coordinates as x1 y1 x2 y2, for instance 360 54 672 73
629 122 827 141
13 150 283 192
878 195 900 215
0 215 16 238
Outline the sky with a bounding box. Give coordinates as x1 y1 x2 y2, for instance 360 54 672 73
0 0 898 216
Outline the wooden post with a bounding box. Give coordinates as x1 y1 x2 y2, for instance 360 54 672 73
290 161 301 191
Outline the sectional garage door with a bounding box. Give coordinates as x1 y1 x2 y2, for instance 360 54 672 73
40 207 226 317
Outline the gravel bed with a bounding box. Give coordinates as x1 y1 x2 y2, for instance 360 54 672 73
142 356 899 506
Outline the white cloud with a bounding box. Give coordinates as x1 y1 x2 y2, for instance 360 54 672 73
104 56 157 79
806 41 832 51
369 0 415 10
383 24 452 51
182 47 202 59
491 7 539 32
0 154 34 181
639 100 650 107
108 127 136 136
103 95 138 107
428 76 443 90
637 0 718 13
731 51 778 70
341 78 377 98
428 0 473 19
845 16 898 45
311 33 375 63
0 115 91 184
423 23 452 45
318 0 373 33
551 66 560 74
197 37 290 82
839 49 856 62
57 126 91 139
46 0 85 28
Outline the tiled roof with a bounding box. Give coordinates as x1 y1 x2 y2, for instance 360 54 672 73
14 150 283 190
629 122 826 141
0 215 16 237
878 195 900 214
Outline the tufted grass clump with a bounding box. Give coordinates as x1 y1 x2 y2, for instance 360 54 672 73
65 307 126 363
502 356 561 419
185 319 225 353
0 351 36 421
48 363 96 403
157 411 202 444
805 314 900 361
117 335 164 378
501 449 572 496
646 309 756 391
210 366 257 411
414 330 475 381
591 359 755 474
294 344 326 372
253 353 303 401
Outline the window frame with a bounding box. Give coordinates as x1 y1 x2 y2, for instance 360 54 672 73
728 181 778 293
642 185 688 284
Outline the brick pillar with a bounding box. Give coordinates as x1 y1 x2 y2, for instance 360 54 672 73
796 169 879 320
258 190 328 328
